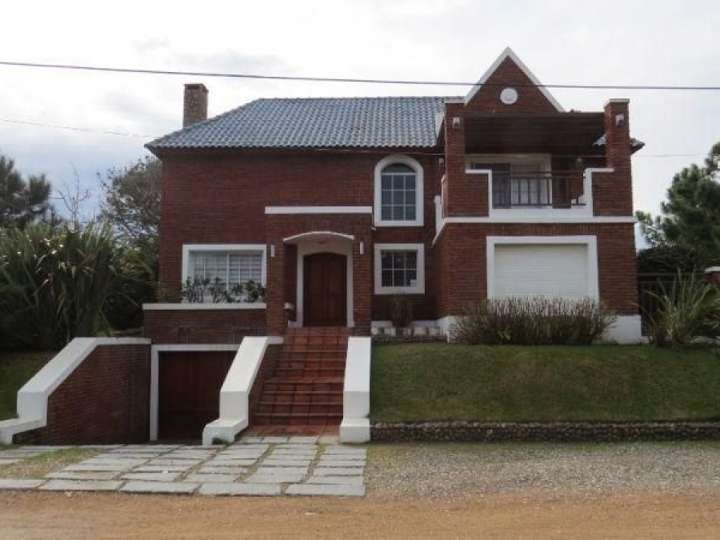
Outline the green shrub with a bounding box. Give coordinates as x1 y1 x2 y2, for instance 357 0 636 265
647 272 720 346
103 244 156 330
0 223 118 350
180 277 266 303
451 297 616 345
390 296 414 330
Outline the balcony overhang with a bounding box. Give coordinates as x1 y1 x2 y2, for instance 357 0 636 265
444 112 607 156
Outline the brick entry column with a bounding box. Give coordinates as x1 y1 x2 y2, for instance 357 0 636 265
352 232 372 335
266 240 287 336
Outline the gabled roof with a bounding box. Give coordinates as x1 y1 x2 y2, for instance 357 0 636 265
464 47 564 112
147 96 453 151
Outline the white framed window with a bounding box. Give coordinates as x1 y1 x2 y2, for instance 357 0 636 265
181 244 267 301
374 155 424 227
374 243 425 295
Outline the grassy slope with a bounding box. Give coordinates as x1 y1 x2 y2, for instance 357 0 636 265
0 351 55 420
371 344 720 423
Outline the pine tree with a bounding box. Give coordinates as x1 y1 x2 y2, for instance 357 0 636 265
637 142 720 267
0 153 52 228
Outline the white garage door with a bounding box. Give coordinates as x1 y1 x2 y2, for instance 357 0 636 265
493 244 590 298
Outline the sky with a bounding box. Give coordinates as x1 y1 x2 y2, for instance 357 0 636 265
0 0 718 223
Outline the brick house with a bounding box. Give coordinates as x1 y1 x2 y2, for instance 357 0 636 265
138 48 643 439
146 48 642 343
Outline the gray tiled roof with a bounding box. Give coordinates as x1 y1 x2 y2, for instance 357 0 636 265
147 96 453 150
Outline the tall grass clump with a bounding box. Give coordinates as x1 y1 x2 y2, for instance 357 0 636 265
451 296 616 345
0 222 118 349
646 272 720 346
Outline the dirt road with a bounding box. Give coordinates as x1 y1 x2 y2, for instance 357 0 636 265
1 490 720 538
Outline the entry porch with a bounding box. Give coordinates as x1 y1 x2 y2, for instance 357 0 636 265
264 212 373 335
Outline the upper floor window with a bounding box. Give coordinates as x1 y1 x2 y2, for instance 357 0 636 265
374 155 424 227
182 244 267 302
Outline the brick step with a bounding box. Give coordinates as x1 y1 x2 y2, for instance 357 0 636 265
261 390 342 397
261 380 343 393
279 352 346 361
286 327 350 336
256 402 342 414
281 346 347 354
275 360 346 370
274 371 345 380
259 394 342 404
253 412 343 426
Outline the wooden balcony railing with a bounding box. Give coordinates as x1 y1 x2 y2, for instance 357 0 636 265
491 172 585 209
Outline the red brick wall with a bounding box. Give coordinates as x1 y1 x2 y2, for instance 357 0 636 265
20 344 150 444
143 308 266 343
433 223 638 316
158 149 439 291
465 56 559 114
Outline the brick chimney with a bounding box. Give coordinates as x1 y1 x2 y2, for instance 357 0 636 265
183 83 208 127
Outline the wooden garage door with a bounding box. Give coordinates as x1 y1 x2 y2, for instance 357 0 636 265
158 351 235 440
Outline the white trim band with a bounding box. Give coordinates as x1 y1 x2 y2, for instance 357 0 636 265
143 303 266 311
265 206 372 215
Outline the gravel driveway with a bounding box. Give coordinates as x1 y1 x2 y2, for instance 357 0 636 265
367 441 720 500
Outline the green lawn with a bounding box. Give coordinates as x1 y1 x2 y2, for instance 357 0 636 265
371 344 720 423
0 351 55 420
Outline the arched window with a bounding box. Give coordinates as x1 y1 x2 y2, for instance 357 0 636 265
374 155 423 226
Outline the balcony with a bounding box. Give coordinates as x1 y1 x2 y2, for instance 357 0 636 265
491 172 584 209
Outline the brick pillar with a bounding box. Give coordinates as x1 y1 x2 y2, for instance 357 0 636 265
444 103 466 216
601 99 633 216
352 233 372 335
443 103 487 216
266 241 287 336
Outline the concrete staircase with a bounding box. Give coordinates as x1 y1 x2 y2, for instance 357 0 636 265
251 327 348 428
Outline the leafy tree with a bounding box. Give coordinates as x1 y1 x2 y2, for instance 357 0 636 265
100 156 162 329
100 156 161 254
636 142 720 268
0 153 52 228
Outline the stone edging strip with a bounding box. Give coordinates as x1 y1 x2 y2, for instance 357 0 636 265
371 421 720 442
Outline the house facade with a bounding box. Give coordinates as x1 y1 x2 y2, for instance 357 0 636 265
0 48 648 446
146 48 642 344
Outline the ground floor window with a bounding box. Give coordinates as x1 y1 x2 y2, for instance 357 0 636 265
182 244 267 301
374 243 425 295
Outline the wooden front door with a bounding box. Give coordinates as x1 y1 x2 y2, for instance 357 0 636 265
303 253 347 326
158 351 235 440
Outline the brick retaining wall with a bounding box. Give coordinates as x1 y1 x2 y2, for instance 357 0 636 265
143 307 266 344
18 343 151 445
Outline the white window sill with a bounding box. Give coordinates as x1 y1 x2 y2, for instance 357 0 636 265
374 220 424 227
374 287 425 296
143 303 267 311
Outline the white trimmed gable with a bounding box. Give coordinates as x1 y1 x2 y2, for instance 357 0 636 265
464 47 564 112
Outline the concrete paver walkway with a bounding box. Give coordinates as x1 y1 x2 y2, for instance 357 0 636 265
0 436 366 497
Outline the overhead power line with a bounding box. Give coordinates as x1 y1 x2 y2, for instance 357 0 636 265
0 117 156 138
1 60 720 91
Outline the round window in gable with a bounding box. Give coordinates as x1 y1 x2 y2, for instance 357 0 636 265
500 87 518 105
